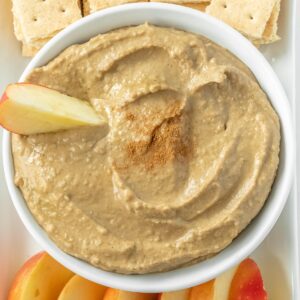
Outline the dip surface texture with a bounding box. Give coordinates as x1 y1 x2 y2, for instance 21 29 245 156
12 24 280 274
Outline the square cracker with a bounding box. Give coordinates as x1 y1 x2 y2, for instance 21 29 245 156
82 0 146 16
206 0 277 39
13 14 46 56
12 0 82 43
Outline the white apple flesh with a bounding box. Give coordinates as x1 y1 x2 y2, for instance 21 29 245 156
0 83 106 135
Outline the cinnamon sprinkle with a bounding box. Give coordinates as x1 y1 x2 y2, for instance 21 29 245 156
125 114 191 170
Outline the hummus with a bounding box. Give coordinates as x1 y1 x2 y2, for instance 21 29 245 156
12 24 280 274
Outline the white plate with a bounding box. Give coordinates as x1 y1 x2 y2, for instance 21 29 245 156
0 0 299 298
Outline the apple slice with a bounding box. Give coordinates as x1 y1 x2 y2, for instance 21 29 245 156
103 288 157 300
228 258 268 300
0 83 105 135
8 252 74 300
189 258 267 300
213 264 239 300
158 289 190 299
189 266 238 300
58 275 107 300
189 280 215 300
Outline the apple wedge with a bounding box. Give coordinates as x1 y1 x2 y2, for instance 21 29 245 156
0 83 105 135
58 275 107 300
228 258 268 300
103 288 157 300
189 280 215 300
8 252 74 300
189 265 239 300
158 289 190 299
189 258 267 300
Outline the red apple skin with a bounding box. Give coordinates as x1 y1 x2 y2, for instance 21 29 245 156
0 84 22 134
8 252 45 300
228 258 268 300
1 90 8 102
0 90 12 131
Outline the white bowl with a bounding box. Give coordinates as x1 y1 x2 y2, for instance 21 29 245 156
2 3 295 293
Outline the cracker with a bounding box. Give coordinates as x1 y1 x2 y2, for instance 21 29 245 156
22 38 50 57
22 43 40 57
83 0 146 15
12 0 82 43
13 15 24 42
183 2 210 11
206 0 277 39
252 0 280 44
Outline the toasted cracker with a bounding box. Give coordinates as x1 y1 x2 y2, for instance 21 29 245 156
206 0 277 39
83 0 146 15
183 2 210 11
12 0 82 43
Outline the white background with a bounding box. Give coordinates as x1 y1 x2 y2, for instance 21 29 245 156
0 0 299 298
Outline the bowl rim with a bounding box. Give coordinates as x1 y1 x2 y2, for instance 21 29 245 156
2 2 295 293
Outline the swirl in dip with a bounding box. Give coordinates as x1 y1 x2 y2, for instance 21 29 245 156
12 24 280 274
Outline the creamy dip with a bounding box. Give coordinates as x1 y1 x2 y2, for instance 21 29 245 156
12 24 280 274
